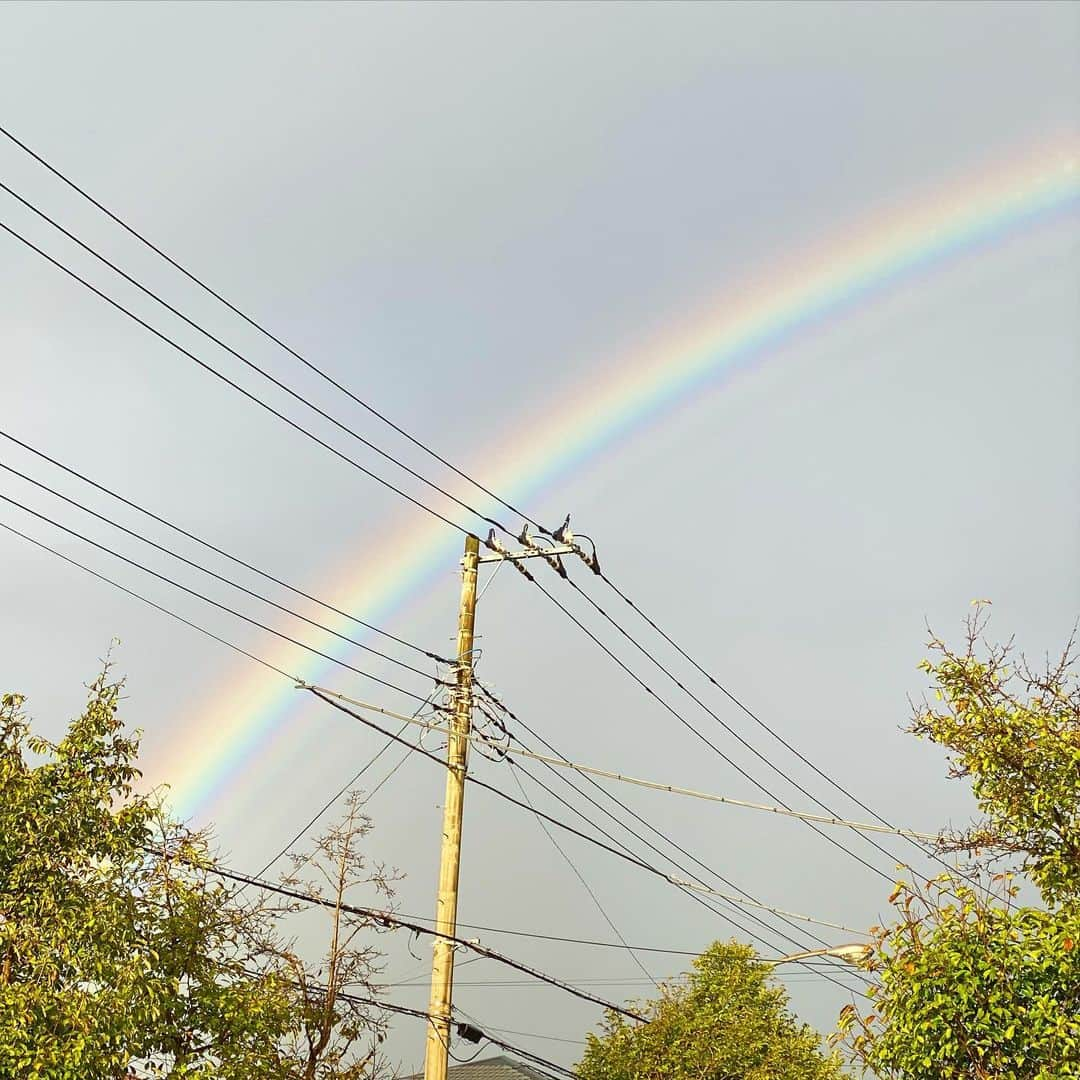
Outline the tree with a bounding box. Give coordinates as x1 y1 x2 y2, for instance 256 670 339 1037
0 661 396 1079
0 666 295 1078
835 609 1080 1079
272 791 400 1080
576 940 847 1080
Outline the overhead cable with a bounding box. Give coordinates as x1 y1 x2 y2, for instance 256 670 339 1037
0 519 292 679
0 122 939 886
508 765 660 988
519 574 897 884
0 520 850 975
472 684 849 961
0 456 447 682
256 974 577 1080
0 123 546 535
200 861 647 1023
0 427 449 664
0 182 912 890
562 572 931 869
305 688 869 937
0 493 440 709
308 685 937 842
0 180 518 540
0 217 473 538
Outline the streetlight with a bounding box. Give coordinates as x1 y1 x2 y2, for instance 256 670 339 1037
773 943 872 967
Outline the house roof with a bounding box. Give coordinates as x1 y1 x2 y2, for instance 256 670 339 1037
402 1053 551 1079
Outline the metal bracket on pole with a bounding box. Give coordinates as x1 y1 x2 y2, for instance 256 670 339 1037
476 544 576 563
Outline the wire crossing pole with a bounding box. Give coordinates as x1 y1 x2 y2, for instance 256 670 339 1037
423 533 480 1080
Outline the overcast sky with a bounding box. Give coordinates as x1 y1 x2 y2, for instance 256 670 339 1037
1 1 1078 1073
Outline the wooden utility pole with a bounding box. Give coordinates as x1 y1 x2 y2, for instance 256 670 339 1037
423 533 480 1080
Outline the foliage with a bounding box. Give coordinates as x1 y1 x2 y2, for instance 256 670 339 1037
0 668 294 1078
910 610 1080 905
0 662 394 1079
835 610 1080 1079
576 940 847 1080
837 873 1079 1079
272 791 399 1080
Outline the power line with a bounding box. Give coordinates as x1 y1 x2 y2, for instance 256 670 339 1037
306 688 870 938
200 860 647 1023
508 765 660 989
0 216 473 538
0 120 939 888
0 455 448 683
0 519 292 679
0 178 519 542
501 753 836 965
520 573 897 884
562 571 930 869
0 427 449 664
311 685 936 842
0 512 868 1007
246 688 443 889
2 515 868 989
0 519 848 974
0 493 440 709
472 684 850 961
474 682 872 987
588 566 971 880
0 123 547 538
0 171 914 891
0 520 826 969
258 976 578 1080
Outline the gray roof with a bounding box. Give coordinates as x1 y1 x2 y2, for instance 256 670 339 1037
402 1054 550 1079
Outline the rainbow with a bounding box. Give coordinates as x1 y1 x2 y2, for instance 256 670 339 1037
155 143 1079 822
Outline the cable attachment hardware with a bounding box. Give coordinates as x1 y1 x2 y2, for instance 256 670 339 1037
456 1022 485 1045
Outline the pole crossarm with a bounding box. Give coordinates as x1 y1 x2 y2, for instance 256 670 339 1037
477 544 577 564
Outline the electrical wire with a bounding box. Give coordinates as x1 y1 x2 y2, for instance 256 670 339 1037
0 519 840 970
0 519 291 679
250 973 578 1080
0 121 945 888
0 427 449 664
589 564 974 878
0 174 923 892
0 493 440 709
508 766 660 989
0 123 547 536
0 506 863 986
563 570 933 868
521 573 897 884
198 860 647 1022
239 711 436 895
0 217 473 538
0 514 866 994
472 683 851 960
310 685 936 841
0 179 519 541
0 456 447 682
305 689 870 938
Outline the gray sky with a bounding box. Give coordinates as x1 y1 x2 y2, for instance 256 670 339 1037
1 1 1078 1072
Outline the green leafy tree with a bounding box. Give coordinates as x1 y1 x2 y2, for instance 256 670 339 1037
577 940 847 1080
0 667 294 1078
836 609 1080 1079
0 661 396 1079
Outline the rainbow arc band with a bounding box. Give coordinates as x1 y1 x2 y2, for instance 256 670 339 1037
156 145 1079 821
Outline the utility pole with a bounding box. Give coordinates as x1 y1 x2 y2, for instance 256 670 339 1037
423 533 480 1080
421 529 579 1078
